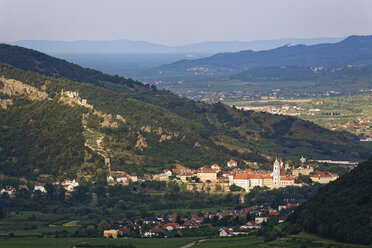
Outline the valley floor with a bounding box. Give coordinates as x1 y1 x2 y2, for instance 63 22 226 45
0 233 369 248
227 93 372 136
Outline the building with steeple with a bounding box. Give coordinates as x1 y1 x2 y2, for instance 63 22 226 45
272 158 281 188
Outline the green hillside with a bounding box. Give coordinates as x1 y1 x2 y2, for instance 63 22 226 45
0 45 371 179
292 157 372 244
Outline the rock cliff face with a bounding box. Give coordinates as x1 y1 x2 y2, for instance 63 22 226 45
0 77 49 100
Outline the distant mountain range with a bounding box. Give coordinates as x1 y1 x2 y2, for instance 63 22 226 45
7 37 344 55
149 35 372 80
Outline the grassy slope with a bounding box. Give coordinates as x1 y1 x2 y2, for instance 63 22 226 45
292 157 372 244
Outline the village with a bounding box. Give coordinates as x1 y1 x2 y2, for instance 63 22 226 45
100 198 301 239
1 156 342 198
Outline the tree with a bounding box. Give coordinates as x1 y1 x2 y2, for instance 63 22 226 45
0 206 6 218
229 184 245 192
97 221 110 233
295 174 312 184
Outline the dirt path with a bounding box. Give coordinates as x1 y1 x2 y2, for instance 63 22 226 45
179 239 205 248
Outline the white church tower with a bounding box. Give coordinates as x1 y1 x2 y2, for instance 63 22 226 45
272 158 281 188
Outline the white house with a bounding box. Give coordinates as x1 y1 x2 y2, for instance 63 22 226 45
219 228 233 237
63 179 79 187
233 174 250 191
163 170 172 176
255 216 268 224
34 182 46 193
227 160 238 168
116 174 128 183
62 179 79 192
129 174 138 182
107 175 114 182
0 186 16 196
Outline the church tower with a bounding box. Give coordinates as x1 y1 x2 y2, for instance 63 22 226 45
272 158 281 188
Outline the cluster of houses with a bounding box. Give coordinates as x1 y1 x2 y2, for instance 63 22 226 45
0 179 80 197
142 158 339 192
102 199 301 238
325 116 371 135
237 105 304 116
1 157 342 198
0 183 44 197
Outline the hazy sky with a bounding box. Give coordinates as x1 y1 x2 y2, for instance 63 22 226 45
1 0 372 45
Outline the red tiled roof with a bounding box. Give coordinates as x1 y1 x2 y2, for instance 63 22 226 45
151 227 164 233
281 177 294 181
19 185 28 190
234 173 264 180
312 172 338 178
233 174 250 180
118 227 131 234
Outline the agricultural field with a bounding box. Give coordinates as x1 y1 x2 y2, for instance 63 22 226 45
0 233 369 248
195 233 370 248
0 237 200 248
227 93 372 136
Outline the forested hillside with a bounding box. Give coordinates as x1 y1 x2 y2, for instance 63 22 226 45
292 157 372 244
0 45 370 180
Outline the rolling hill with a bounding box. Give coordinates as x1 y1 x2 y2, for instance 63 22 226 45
0 44 370 180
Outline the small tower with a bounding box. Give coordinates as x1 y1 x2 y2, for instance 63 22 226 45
300 156 306 164
284 162 290 171
272 158 281 188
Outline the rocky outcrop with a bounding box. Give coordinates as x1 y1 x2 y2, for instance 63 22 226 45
0 77 49 100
